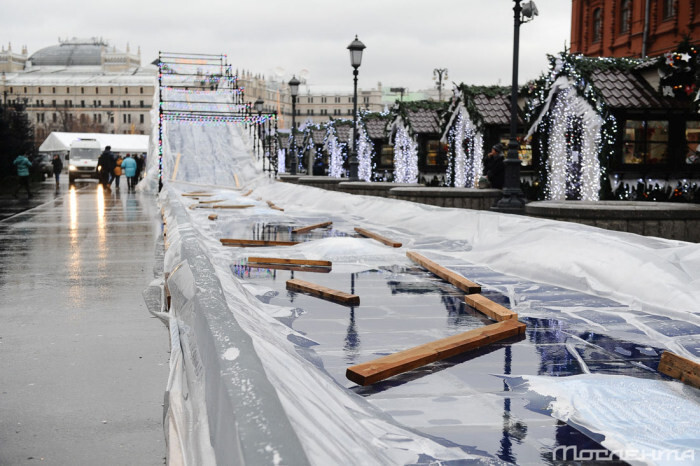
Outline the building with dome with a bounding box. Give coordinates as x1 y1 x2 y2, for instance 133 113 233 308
0 38 156 145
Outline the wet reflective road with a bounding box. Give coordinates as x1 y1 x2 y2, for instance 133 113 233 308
0 181 169 465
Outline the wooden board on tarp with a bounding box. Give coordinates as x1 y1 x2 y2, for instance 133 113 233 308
346 319 526 385
286 278 359 305
247 257 332 267
464 294 517 321
354 227 402 248
406 251 481 294
292 221 332 234
208 214 218 221
220 238 299 247
658 351 700 389
211 204 255 209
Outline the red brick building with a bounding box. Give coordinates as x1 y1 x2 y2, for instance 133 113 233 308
571 0 700 57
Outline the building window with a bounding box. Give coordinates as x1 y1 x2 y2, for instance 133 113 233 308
52 87 56 94
349 97 353 103
51 100 56 107
140 114 144 124
110 100 114 107
81 100 85 107
9 87 13 93
52 113 57 123
380 145 394 166
363 97 369 104
123 114 127 123
140 87 144 94
110 88 114 94
140 100 144 108
593 8 602 42
321 97 327 103
307 97 313 103
620 0 632 33
96 87 99 94
125 87 129 94
623 120 669 164
335 97 341 103
684 121 700 164
24 87 27 93
81 87 84 94
426 140 440 166
662 0 676 19
38 87 41 94
66 87 70 93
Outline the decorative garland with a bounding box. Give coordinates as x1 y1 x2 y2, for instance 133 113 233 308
657 38 699 104
392 122 419 183
525 52 631 200
324 121 347 178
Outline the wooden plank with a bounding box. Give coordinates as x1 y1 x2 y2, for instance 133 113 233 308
347 319 526 386
464 294 517 321
208 214 218 221
247 257 332 267
286 278 359 305
241 189 253 197
354 227 402 248
211 204 255 209
197 199 223 204
658 351 700 390
292 221 332 234
249 263 332 274
220 238 300 247
182 192 212 197
406 251 481 294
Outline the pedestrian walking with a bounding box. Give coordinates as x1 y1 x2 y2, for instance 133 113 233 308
485 143 505 189
98 146 115 188
51 154 63 188
121 154 138 191
112 154 124 190
134 154 145 185
13 154 33 198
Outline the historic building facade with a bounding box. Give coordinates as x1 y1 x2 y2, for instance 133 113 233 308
571 0 700 57
0 38 156 146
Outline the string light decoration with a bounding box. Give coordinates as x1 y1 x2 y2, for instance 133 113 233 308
657 38 699 104
525 53 632 200
356 124 375 182
392 122 419 183
445 109 484 187
324 122 347 178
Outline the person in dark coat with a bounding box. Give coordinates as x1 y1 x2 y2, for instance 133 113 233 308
97 146 115 188
51 154 63 188
485 143 506 189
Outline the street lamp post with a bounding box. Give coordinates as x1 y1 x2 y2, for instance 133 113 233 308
433 68 448 101
493 0 537 213
347 35 365 181
255 97 264 159
288 76 300 175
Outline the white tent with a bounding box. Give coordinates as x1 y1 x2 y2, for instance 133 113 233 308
38 132 149 154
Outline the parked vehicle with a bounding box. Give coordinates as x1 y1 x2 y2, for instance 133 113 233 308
68 139 101 184
32 154 54 180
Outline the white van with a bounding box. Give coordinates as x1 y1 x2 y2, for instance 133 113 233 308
68 139 102 184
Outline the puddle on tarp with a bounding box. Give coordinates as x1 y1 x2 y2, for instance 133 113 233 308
223 221 693 465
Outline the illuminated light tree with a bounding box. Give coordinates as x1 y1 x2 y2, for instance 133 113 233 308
392 122 418 183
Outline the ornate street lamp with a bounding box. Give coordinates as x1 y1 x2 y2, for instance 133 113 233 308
493 0 537 213
433 68 448 101
254 97 264 158
347 35 365 181
288 76 300 175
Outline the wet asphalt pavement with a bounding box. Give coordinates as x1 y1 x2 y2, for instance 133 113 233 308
0 179 169 465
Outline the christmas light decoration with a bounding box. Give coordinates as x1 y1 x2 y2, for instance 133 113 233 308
356 124 375 182
393 122 418 183
445 108 484 187
324 122 347 178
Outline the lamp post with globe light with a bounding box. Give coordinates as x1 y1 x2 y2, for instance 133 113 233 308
288 76 300 175
347 35 365 181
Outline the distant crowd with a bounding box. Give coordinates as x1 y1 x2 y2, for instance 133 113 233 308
97 145 146 191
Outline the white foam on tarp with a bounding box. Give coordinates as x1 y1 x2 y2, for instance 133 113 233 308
516 374 700 466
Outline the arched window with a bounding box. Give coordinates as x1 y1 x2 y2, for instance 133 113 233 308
663 0 675 20
593 8 602 42
620 0 631 34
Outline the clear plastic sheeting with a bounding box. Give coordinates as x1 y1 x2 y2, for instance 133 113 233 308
507 374 700 465
144 89 700 465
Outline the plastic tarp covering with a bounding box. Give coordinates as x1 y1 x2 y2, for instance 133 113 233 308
146 91 700 465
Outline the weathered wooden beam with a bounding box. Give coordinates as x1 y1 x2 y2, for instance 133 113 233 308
292 221 332 234
286 278 359 305
658 351 700 390
354 227 402 248
182 192 213 197
347 319 526 386
247 257 332 267
220 238 299 247
241 189 253 197
406 251 481 294
211 204 255 209
464 294 517 321
266 200 284 211
197 199 223 204
250 263 332 273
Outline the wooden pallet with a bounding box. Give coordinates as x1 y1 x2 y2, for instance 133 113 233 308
658 351 700 389
354 227 402 248
406 251 481 294
220 238 299 247
286 278 359 305
292 221 332 234
347 319 526 385
464 294 517 322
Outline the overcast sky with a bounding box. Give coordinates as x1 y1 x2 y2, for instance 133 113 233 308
2 0 571 92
